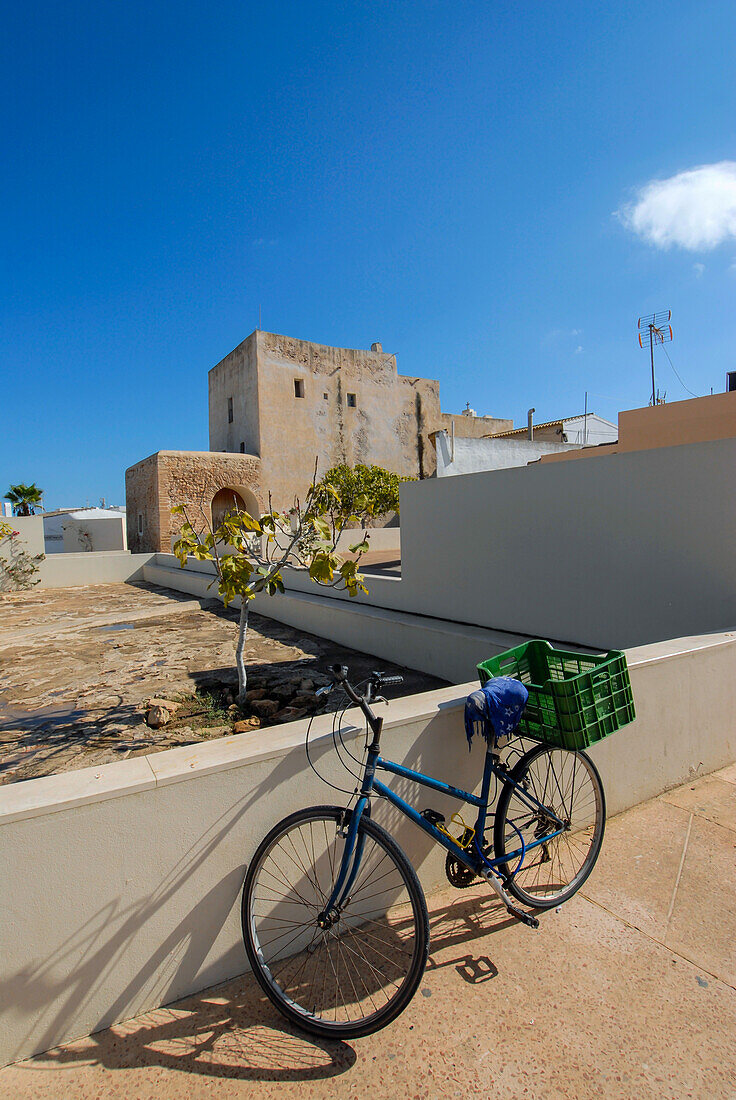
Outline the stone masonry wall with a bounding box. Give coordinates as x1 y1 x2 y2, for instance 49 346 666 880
126 451 262 553
125 454 160 553
210 330 446 511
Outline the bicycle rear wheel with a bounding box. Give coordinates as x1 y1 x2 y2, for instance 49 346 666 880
242 805 429 1039
493 746 605 909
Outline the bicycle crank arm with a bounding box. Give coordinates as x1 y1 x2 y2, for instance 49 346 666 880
479 868 540 929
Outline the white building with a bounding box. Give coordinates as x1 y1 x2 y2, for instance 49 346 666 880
432 412 618 477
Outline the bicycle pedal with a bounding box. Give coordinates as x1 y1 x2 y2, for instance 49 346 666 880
420 808 446 828
507 905 539 930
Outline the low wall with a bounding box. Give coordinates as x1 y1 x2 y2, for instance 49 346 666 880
335 526 401 553
39 551 155 588
62 515 127 553
435 432 576 475
1 632 734 1066
144 555 530 682
0 515 45 558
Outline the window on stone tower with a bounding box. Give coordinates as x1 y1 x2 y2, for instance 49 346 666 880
227 397 233 423
294 379 305 398
347 392 357 407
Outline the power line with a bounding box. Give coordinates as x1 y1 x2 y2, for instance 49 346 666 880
660 344 699 399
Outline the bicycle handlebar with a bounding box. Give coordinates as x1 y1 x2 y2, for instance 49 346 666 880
322 664 404 739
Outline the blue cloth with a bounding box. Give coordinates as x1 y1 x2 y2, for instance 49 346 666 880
464 677 529 748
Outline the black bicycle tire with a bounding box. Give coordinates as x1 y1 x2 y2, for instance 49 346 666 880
241 805 430 1039
493 746 606 909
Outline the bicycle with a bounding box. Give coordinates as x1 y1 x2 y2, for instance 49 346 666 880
241 663 606 1039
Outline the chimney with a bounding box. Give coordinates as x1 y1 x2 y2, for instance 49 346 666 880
527 408 535 440
371 342 383 353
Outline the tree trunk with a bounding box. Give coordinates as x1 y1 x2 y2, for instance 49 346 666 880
235 598 250 704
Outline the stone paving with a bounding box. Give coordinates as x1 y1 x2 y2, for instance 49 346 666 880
0 583 444 784
1 765 734 1099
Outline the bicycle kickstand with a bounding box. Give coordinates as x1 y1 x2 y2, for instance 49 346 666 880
479 868 540 929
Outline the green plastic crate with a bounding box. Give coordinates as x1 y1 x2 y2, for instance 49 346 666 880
477 639 635 750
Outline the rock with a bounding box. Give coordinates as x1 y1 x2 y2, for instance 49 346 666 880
299 678 316 693
251 698 280 719
227 703 240 713
146 705 171 729
145 697 181 714
233 717 262 734
291 693 316 709
198 724 231 739
164 726 201 744
245 688 267 703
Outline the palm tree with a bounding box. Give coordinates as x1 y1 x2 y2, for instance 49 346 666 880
6 483 43 516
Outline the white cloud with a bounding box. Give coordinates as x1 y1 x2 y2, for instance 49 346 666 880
693 262 705 278
575 345 583 354
617 162 736 250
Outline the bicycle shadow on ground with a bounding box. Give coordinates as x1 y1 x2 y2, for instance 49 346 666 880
16 887 518 1084
23 976 357 1084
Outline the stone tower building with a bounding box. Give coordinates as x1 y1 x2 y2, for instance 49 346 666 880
126 330 511 552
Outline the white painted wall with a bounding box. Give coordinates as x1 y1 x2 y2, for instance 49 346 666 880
435 432 577 476
0 515 45 558
0 633 734 1066
61 512 127 553
562 413 618 446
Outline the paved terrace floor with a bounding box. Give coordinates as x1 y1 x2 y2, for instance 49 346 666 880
1 765 734 1099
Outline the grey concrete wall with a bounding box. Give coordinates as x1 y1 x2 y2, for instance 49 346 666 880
400 437 736 649
1 632 734 1066
39 552 155 588
435 433 577 475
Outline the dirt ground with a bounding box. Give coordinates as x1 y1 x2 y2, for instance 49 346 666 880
0 582 447 785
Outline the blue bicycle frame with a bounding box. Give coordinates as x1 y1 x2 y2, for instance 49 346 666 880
322 724 565 922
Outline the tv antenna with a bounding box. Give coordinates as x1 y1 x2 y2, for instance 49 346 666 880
638 310 673 407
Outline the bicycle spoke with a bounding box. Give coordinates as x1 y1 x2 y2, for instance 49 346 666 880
497 748 605 905
245 811 425 1029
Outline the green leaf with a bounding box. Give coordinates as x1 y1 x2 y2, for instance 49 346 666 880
309 552 334 584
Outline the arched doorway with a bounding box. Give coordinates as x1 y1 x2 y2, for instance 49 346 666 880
211 488 246 529
210 485 261 529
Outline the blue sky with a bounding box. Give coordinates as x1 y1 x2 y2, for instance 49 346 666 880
3 1 736 507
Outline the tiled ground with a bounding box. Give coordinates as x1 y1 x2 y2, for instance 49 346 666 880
1 765 734 1099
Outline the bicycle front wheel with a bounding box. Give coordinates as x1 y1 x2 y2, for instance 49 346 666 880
494 745 605 909
241 805 429 1039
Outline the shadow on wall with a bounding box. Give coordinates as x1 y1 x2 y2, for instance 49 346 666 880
1 698 481 1066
